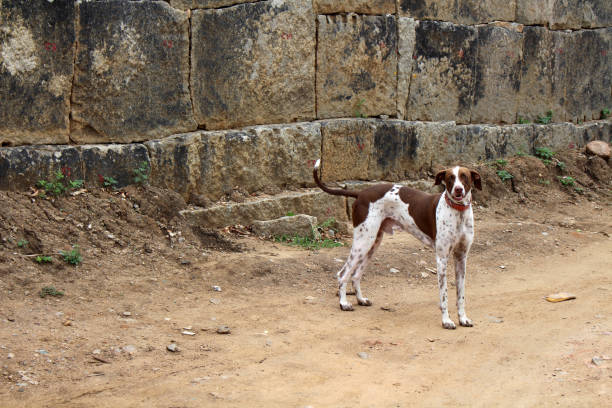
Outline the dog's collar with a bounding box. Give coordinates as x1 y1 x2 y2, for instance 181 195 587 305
444 193 471 212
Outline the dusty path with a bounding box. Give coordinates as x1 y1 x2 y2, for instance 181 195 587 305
3 233 610 407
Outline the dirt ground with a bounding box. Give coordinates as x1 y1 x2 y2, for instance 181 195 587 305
0 150 611 407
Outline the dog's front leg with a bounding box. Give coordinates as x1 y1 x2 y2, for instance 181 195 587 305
454 253 473 327
436 248 456 329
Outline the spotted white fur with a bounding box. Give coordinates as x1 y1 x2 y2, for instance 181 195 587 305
336 166 475 329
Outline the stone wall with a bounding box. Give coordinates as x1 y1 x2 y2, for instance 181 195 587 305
1 1 610 205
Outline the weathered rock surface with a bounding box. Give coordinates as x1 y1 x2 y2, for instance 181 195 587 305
146 122 321 201
585 140 610 160
180 190 347 229
81 144 150 188
471 25 523 124
398 0 516 25
397 17 417 120
71 0 195 144
515 0 553 26
563 29 611 123
252 214 318 238
317 14 397 119
314 0 395 14
191 0 315 130
517 27 569 123
168 0 258 11
406 21 477 124
0 0 74 146
550 0 612 29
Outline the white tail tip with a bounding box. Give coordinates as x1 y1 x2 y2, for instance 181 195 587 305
314 159 320 170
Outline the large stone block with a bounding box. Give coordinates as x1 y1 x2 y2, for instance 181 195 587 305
191 0 315 130
517 27 569 123
71 0 196 144
81 144 150 188
180 190 347 229
314 0 395 14
406 21 477 124
147 123 321 201
317 14 397 119
0 145 82 191
515 0 553 25
398 0 516 25
551 0 612 29
0 0 74 146
397 17 417 120
471 25 524 124
167 1 259 11
563 29 611 123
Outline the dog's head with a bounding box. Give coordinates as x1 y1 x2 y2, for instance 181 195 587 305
434 166 481 201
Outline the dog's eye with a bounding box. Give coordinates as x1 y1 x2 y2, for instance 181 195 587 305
461 174 467 182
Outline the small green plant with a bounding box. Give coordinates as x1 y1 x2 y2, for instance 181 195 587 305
536 110 553 124
518 117 530 124
285 211 296 217
275 235 343 250
133 161 150 185
538 178 551 185
35 255 53 264
534 147 554 165
103 176 118 189
556 161 566 171
558 176 575 187
494 159 508 168
602 108 610 119
39 286 64 298
317 217 336 230
574 186 584 193
515 150 526 157
17 239 29 248
60 245 82 265
353 99 366 118
496 170 513 182
37 168 83 197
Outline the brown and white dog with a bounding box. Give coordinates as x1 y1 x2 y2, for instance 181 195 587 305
313 160 482 329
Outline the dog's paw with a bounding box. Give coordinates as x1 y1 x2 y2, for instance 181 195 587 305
459 317 473 327
357 298 372 306
442 320 457 330
340 303 354 311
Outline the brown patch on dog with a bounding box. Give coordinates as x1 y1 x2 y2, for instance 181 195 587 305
351 184 394 227
399 187 441 241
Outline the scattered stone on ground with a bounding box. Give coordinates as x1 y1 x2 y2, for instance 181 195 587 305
357 352 369 359
166 343 179 352
251 214 318 239
217 326 231 335
585 140 610 160
545 293 576 303
389 267 399 274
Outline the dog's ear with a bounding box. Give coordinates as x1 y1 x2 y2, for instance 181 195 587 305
470 170 482 190
434 170 446 186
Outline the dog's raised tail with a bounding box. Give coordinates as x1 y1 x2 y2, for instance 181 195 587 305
312 159 359 198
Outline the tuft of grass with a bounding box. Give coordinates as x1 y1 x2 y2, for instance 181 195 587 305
103 176 118 189
353 99 366 118
556 161 566 171
17 239 29 248
35 255 53 264
133 161 150 185
538 178 551 186
534 147 554 165
536 110 553 124
37 169 83 197
602 108 610 119
496 170 513 182
274 235 343 250
558 176 576 187
60 245 82 266
285 211 296 217
518 117 530 124
39 286 64 298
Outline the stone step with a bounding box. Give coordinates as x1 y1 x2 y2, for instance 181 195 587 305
180 189 348 230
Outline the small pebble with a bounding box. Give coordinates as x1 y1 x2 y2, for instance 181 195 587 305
389 268 399 274
357 352 369 359
182 331 196 336
420 272 429 278
212 286 222 292
7 353 14 359
167 343 179 352
122 311 132 317
210 298 220 305
217 326 231 335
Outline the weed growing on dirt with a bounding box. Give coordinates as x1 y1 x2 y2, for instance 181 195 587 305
556 161 566 171
37 168 83 197
496 170 513 182
558 176 576 187
275 235 343 250
17 239 28 248
39 286 64 298
35 255 53 264
285 211 296 217
133 161 150 185
535 147 554 165
60 246 82 265
490 159 508 169
602 108 610 119
515 151 526 157
518 117 530 124
538 179 551 186
536 110 553 124
103 176 118 189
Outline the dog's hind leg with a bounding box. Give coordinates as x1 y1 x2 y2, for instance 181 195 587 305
338 214 383 311
351 229 384 306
